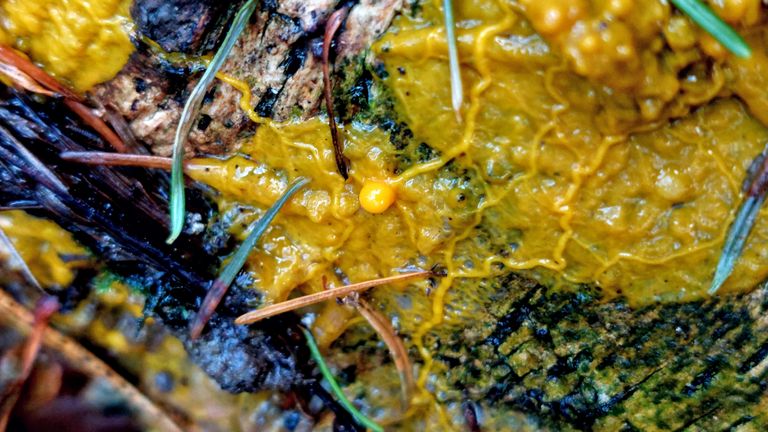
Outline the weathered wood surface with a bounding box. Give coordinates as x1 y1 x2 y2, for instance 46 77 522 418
95 0 402 157
430 274 768 431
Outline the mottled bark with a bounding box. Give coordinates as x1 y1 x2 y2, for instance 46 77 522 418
432 274 768 430
94 0 402 157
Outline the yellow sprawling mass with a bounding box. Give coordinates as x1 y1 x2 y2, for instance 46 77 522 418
0 0 134 91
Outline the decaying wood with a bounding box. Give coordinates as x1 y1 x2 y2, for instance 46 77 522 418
0 290 186 432
431 275 768 430
94 0 403 157
325 273 768 430
0 85 301 394
0 81 365 431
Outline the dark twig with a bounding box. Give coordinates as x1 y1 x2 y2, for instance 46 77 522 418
323 7 350 180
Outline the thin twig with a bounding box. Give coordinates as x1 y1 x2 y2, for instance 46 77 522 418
0 290 188 432
235 271 430 325
323 7 350 180
301 327 384 432
189 178 310 339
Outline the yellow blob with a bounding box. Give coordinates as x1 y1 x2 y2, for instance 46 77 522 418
0 0 134 92
0 210 86 288
359 181 396 214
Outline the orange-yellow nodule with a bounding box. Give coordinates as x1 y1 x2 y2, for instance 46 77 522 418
359 181 396 214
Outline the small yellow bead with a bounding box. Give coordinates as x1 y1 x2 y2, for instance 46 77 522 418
359 181 396 214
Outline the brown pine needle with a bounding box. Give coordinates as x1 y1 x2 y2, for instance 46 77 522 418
0 296 58 431
319 277 415 408
235 271 431 325
0 45 129 153
355 298 415 408
189 279 229 340
323 7 350 180
0 63 55 96
64 100 129 153
0 290 189 432
18 296 59 379
61 151 175 170
0 45 79 100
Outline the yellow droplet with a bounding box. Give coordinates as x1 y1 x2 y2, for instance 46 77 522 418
359 181 396 214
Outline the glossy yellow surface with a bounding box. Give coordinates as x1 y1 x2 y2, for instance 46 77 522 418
0 0 134 92
185 116 416 346
359 181 396 213
185 3 768 424
185 0 768 320
0 210 86 288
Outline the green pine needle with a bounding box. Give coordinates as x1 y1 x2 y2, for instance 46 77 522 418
709 195 761 294
301 327 384 432
188 177 309 339
215 177 309 290
167 0 259 244
670 0 751 58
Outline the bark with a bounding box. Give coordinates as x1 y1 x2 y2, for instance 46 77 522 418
433 274 768 430
0 85 302 394
94 0 402 157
